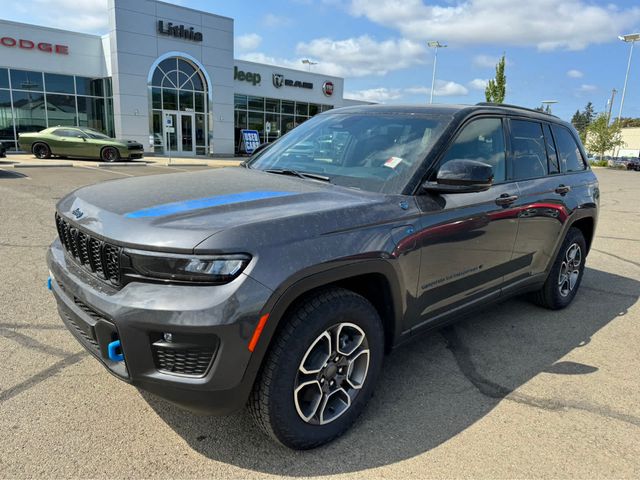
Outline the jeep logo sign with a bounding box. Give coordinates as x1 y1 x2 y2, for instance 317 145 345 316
234 66 261 86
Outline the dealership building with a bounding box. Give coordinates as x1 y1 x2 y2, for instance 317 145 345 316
0 0 364 156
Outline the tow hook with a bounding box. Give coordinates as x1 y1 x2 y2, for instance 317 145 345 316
108 340 124 362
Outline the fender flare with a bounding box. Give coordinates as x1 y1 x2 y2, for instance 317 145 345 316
240 258 405 392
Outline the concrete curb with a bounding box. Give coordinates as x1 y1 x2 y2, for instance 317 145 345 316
13 163 74 168
96 162 149 168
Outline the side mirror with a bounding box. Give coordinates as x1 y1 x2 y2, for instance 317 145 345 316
423 159 493 194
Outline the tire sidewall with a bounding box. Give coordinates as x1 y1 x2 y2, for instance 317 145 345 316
33 143 50 159
546 228 587 308
268 293 384 448
101 147 119 162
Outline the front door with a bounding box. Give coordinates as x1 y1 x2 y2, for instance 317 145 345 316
409 117 520 330
162 111 195 155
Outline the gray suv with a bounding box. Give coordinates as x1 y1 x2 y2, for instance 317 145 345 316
48 104 599 449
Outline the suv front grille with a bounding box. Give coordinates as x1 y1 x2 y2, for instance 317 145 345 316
152 345 216 376
55 213 121 286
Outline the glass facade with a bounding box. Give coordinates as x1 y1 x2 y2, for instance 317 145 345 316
149 57 209 156
0 67 113 151
233 94 333 152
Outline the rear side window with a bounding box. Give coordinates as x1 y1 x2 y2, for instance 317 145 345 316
510 119 548 180
543 124 560 174
439 117 506 182
552 125 586 172
52 129 79 137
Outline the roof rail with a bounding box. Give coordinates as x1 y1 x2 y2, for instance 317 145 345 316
475 102 559 118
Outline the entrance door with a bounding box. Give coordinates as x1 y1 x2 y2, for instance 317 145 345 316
162 111 195 155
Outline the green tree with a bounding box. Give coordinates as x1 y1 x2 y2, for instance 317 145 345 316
484 55 506 103
586 114 625 159
572 102 596 144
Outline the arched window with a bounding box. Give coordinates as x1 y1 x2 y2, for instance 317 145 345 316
150 56 209 155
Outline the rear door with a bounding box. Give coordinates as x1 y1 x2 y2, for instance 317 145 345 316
506 118 570 284
409 116 520 329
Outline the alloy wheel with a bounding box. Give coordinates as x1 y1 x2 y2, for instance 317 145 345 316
558 242 582 297
33 144 48 159
294 323 370 425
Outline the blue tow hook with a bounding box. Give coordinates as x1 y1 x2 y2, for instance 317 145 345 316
47 276 52 290
108 340 124 362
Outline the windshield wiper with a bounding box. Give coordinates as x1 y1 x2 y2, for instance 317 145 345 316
264 169 331 182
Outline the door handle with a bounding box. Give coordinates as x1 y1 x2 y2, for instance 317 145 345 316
495 193 518 206
555 184 571 195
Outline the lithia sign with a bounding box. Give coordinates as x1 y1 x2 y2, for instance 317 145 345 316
157 20 203 42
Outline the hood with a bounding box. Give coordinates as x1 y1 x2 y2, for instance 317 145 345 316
56 167 397 253
114 139 142 146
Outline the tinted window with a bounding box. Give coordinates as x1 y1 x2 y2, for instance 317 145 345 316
552 125 586 172
44 73 75 94
0 68 8 89
75 77 104 96
53 129 82 137
510 119 548 180
10 70 43 91
544 124 560 174
439 118 506 182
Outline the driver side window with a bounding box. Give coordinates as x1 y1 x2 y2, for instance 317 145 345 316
438 118 506 183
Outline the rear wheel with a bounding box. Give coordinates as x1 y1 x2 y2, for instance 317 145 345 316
101 147 119 162
532 227 586 309
248 287 384 449
32 143 51 159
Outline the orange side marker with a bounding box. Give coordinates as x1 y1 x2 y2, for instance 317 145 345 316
248 313 270 352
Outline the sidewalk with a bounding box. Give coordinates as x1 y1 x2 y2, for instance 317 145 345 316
0 153 243 168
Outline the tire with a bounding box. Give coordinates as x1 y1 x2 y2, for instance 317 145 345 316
248 287 384 450
532 227 587 310
32 143 51 159
101 147 119 162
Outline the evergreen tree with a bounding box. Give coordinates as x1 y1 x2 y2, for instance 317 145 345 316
484 55 506 103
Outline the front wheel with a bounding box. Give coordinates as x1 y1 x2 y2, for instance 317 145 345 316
532 227 587 310
101 146 119 162
32 143 51 159
248 287 384 449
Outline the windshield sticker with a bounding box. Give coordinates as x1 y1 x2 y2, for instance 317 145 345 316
384 157 403 169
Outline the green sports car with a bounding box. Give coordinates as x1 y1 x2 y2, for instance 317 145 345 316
18 127 144 162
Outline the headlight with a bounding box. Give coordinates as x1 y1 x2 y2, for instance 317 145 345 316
123 249 251 285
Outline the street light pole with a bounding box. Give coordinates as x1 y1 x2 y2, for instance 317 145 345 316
617 33 640 123
301 59 318 72
428 41 447 104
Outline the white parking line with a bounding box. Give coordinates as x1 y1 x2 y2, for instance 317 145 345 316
78 165 135 177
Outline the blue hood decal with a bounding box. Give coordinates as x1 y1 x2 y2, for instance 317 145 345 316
124 190 296 218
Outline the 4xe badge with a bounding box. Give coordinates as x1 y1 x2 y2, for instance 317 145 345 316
72 208 84 219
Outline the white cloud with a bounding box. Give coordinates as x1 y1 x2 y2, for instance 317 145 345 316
579 84 597 92
235 33 262 51
567 69 584 78
32 0 108 32
347 80 468 103
295 35 426 76
345 87 403 103
349 0 640 50
263 13 292 28
242 35 426 77
473 55 509 69
468 78 489 90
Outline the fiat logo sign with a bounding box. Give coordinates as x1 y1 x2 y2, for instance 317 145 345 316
322 81 334 97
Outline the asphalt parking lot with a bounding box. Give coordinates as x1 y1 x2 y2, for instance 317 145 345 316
0 164 638 478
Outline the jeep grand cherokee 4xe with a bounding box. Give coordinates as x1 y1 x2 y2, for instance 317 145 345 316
49 104 599 449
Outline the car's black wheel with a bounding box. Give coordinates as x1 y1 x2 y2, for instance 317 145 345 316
32 143 51 159
101 147 119 162
532 227 587 310
248 287 384 450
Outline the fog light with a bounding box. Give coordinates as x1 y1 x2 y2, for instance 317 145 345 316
163 332 173 343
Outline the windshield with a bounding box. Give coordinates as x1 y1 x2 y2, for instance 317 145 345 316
80 128 111 140
248 112 451 194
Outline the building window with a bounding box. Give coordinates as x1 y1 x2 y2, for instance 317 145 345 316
149 56 209 155
44 73 75 94
46 94 77 127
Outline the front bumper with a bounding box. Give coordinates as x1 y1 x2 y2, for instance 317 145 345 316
48 239 272 415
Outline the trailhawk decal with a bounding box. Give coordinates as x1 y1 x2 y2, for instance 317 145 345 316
124 191 296 218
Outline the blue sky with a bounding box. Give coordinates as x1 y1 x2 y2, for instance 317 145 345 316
4 0 640 121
